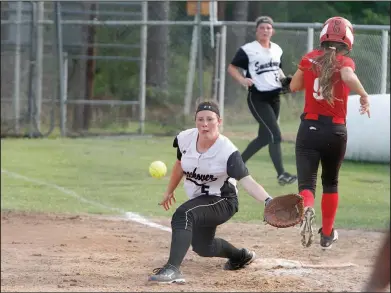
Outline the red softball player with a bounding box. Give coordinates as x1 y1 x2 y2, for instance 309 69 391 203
290 16 371 249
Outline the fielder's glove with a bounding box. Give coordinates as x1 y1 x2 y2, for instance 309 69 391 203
280 76 292 94
263 193 305 228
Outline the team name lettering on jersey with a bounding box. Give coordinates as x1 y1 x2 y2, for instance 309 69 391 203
184 168 218 183
254 59 281 75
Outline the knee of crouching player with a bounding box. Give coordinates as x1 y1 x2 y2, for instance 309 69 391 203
171 205 194 231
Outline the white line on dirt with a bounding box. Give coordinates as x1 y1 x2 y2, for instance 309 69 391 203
1 169 172 233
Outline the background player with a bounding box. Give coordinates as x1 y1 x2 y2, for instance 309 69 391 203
228 16 297 186
148 101 274 284
290 16 371 248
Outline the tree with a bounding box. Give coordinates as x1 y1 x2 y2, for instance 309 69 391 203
248 1 263 23
60 2 90 132
146 1 170 103
225 1 249 104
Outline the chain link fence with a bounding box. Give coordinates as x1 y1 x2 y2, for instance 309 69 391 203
1 2 59 137
1 1 389 138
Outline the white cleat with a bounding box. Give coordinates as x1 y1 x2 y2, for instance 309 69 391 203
300 207 316 247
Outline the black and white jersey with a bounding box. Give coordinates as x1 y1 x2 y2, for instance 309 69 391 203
231 41 283 92
173 128 249 200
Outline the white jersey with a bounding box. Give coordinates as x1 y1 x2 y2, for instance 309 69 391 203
173 128 249 200
231 40 283 92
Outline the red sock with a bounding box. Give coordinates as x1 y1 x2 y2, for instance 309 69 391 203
299 189 315 208
321 193 339 236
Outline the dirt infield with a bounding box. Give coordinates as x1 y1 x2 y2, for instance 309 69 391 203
1 210 388 292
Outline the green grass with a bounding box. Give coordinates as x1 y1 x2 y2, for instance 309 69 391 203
1 137 389 230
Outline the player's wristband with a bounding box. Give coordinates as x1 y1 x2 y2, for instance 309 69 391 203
264 197 272 206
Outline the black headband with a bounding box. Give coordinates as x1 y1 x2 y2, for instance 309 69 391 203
195 103 220 117
256 18 273 27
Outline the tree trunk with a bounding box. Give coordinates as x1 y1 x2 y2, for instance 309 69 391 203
232 1 249 54
248 2 262 23
217 1 226 20
225 1 249 104
61 2 89 132
83 3 98 131
146 1 170 101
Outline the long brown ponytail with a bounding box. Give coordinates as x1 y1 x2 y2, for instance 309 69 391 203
312 41 349 105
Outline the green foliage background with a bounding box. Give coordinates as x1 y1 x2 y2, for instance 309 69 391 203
67 1 389 135
92 1 389 100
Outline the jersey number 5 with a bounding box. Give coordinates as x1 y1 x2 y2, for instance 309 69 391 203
274 72 279 82
313 77 324 100
201 184 210 196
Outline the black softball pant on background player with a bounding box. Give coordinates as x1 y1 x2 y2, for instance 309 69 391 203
241 89 285 176
166 195 245 268
295 115 348 196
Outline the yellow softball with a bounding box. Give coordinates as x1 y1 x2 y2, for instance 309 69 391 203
149 161 167 179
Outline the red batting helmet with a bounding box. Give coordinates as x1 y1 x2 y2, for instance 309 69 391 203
320 16 354 50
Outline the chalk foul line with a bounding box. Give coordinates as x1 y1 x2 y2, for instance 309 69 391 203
1 169 172 233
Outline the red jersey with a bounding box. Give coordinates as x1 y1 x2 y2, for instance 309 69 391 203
299 49 356 119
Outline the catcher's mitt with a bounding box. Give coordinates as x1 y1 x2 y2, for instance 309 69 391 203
263 193 304 228
280 76 292 94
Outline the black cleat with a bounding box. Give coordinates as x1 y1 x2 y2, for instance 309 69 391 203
224 249 256 270
319 228 338 250
277 172 297 186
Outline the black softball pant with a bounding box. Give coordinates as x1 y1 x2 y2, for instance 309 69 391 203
241 89 285 176
295 116 348 196
166 195 245 269
171 195 238 256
